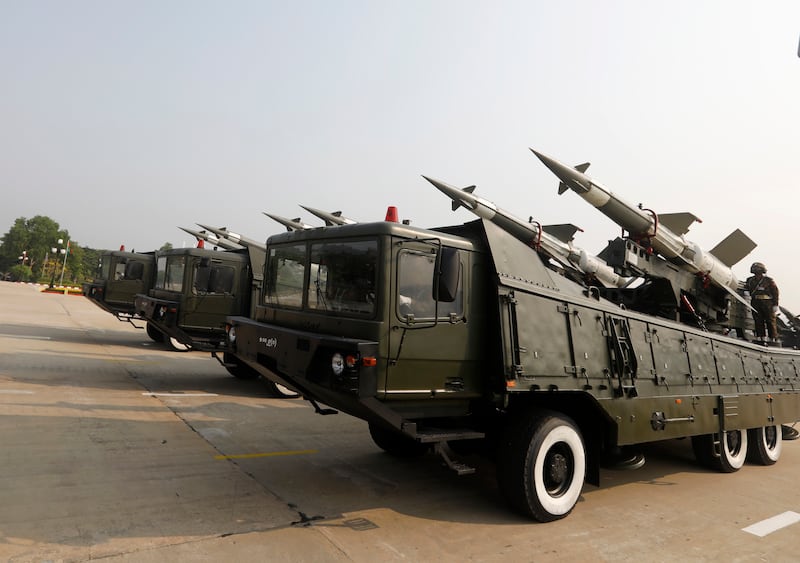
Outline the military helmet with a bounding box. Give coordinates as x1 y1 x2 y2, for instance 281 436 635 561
750 262 767 274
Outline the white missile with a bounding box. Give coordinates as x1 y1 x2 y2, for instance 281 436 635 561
299 205 357 226
195 224 266 251
263 213 314 232
531 148 756 309
179 227 243 250
423 175 628 288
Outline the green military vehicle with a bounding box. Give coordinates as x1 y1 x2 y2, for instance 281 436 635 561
224 208 800 522
133 241 297 397
134 245 254 352
82 248 165 342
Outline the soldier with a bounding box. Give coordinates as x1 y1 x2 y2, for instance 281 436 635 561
746 262 780 343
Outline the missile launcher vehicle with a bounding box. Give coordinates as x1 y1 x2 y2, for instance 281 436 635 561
132 231 299 397
224 173 800 522
82 248 164 342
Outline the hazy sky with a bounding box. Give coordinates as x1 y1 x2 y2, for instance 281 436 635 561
2 2 799 305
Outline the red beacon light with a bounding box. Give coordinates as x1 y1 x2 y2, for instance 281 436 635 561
119 245 125 251
197 239 205 249
385 206 399 223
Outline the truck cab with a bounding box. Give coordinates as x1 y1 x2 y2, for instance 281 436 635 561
135 247 255 351
227 219 501 433
83 250 155 320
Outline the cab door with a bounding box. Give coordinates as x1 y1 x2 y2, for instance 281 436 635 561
384 242 478 399
182 258 241 331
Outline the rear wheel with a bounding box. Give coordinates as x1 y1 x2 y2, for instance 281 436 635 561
369 423 430 457
692 430 748 472
747 426 782 465
497 410 586 522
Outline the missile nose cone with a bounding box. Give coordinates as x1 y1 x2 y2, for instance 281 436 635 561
530 148 592 195
423 175 477 212
421 175 451 193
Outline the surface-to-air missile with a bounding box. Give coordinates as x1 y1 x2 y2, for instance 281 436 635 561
299 205 357 226
195 223 266 251
179 226 244 251
531 149 757 324
263 212 314 231
423 175 628 288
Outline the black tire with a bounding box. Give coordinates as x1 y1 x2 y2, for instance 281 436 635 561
692 430 747 473
747 426 782 465
264 379 301 399
691 434 715 468
368 423 430 457
718 429 748 472
497 410 586 522
146 322 164 343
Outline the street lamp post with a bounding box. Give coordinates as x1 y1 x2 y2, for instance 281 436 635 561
50 239 68 287
59 239 70 286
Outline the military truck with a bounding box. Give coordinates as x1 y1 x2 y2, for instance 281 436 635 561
134 246 247 351
132 242 298 397
82 249 165 343
224 210 800 522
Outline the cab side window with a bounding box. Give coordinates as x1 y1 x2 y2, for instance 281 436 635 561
397 248 463 321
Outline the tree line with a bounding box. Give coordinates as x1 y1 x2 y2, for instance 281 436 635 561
0 215 172 285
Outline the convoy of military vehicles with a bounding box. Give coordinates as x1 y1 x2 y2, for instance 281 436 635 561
82 148 800 522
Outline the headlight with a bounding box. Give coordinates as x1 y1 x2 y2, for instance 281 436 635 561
331 352 344 376
228 326 236 343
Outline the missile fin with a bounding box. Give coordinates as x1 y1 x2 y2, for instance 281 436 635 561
541 223 581 244
708 229 757 268
451 185 478 210
558 163 591 193
658 212 702 236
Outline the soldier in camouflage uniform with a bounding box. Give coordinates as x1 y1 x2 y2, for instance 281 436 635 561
746 262 780 343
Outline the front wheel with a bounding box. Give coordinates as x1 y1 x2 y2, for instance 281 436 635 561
167 336 191 352
497 411 586 522
264 380 301 399
146 322 164 343
223 353 259 380
747 426 782 465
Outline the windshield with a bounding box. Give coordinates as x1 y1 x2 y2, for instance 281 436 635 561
265 239 378 317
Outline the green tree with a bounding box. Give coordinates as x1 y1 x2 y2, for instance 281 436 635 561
8 264 33 282
0 216 111 286
82 248 101 282
159 242 173 251
0 216 72 282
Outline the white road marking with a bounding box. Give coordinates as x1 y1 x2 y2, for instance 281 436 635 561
142 392 219 397
0 390 34 394
0 334 51 340
742 511 800 537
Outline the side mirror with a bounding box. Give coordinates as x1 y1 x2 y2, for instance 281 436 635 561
434 247 459 303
